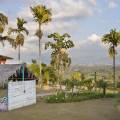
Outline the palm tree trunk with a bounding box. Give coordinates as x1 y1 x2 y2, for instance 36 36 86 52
113 54 116 90
38 23 42 87
18 45 20 61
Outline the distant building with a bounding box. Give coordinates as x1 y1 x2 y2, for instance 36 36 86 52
0 55 13 64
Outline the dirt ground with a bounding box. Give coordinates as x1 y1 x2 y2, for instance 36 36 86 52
0 89 7 98
0 98 119 120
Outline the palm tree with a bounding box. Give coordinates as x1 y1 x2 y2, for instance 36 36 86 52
102 29 120 89
30 5 52 86
8 18 28 61
0 13 13 45
45 33 74 89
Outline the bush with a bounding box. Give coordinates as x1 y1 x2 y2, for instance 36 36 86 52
45 92 115 103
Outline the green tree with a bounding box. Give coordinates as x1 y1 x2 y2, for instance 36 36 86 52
0 13 13 45
29 61 40 79
71 71 81 81
81 73 85 81
31 5 52 87
83 79 94 91
8 18 28 61
45 33 74 89
29 61 57 85
42 66 57 85
102 29 120 89
97 79 107 96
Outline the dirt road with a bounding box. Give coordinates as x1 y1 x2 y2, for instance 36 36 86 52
0 98 119 120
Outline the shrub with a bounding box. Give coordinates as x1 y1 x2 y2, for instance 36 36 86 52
45 92 115 103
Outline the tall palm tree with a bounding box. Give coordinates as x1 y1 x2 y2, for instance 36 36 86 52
30 5 52 86
8 18 28 61
102 29 120 89
0 13 13 45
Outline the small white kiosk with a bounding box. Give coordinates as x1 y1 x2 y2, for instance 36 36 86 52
0 64 36 111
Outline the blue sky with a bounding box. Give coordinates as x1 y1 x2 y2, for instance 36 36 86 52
0 0 120 65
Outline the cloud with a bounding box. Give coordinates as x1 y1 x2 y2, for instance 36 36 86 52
17 0 93 21
70 33 120 65
16 0 93 46
108 0 118 8
51 0 92 20
89 0 97 6
1 0 119 65
88 34 101 42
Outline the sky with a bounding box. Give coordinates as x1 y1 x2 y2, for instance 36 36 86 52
0 0 120 65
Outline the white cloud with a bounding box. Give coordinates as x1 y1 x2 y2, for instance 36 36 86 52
108 0 118 8
17 0 93 20
17 7 33 19
1 0 113 64
16 0 93 45
88 34 101 42
89 0 97 6
52 0 92 20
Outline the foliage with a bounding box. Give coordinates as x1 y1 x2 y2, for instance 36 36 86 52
31 5 52 86
83 78 94 91
8 18 28 60
45 92 115 103
30 5 52 25
0 12 14 45
97 79 108 95
28 62 57 85
0 13 8 33
45 33 74 88
31 5 52 40
71 71 81 81
102 29 120 57
102 29 120 89
28 62 40 79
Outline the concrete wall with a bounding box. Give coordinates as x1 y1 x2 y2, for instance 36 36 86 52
8 80 36 110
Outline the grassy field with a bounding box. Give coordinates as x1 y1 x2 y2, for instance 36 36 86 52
0 98 119 120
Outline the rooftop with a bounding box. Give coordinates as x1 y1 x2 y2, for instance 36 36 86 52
0 55 13 60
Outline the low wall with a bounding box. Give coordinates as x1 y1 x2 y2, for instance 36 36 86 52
8 80 36 110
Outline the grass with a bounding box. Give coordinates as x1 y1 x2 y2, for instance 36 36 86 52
45 92 119 103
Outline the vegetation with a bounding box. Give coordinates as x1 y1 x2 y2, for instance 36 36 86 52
8 18 28 61
45 92 116 103
0 13 13 45
28 60 57 85
31 5 52 86
97 79 107 96
1 4 120 105
102 29 120 89
45 33 74 89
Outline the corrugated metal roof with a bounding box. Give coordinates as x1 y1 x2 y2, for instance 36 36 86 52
0 55 13 60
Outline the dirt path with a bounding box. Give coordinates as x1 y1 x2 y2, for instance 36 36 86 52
0 98 119 120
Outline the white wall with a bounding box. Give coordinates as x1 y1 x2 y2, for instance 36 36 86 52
8 80 36 110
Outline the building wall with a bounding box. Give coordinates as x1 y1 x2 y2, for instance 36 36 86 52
8 80 36 110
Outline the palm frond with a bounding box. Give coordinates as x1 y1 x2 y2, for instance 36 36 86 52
30 5 52 24
0 13 8 25
8 27 19 35
108 46 117 58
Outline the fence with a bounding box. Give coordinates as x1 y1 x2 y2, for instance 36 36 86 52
8 80 36 110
